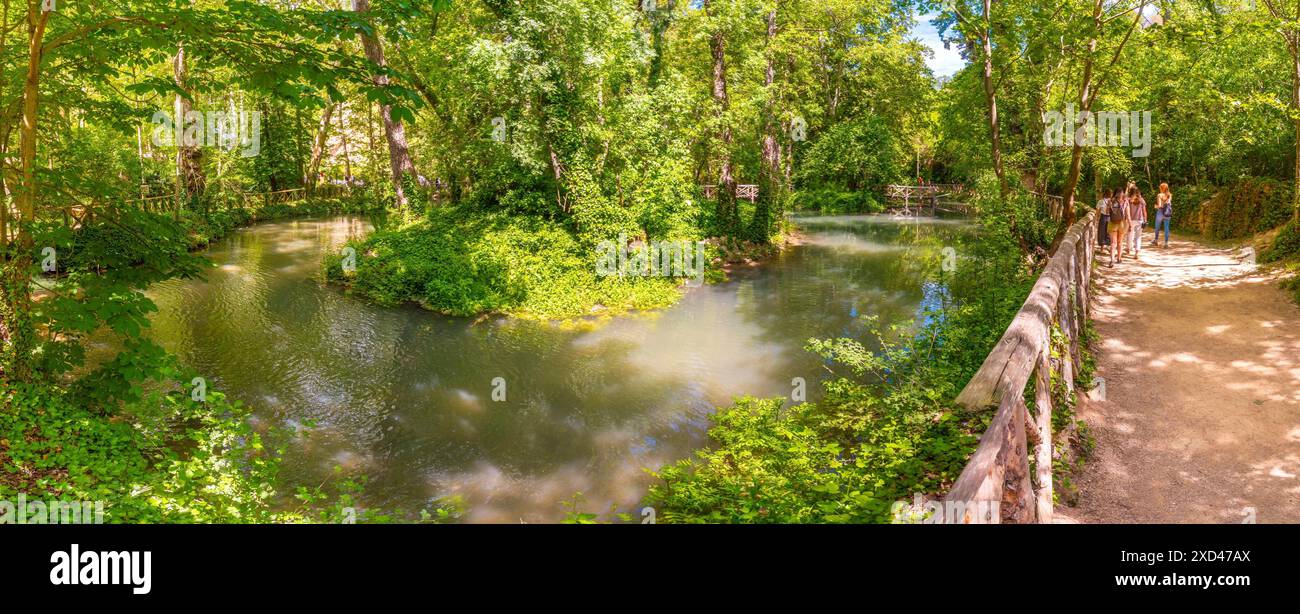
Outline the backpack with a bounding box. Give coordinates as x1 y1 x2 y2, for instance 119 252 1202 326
1161 196 1172 217
1112 198 1130 222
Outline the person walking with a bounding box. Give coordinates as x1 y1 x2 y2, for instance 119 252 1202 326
1126 183 1147 258
1097 189 1112 248
1152 183 1173 248
1107 188 1129 266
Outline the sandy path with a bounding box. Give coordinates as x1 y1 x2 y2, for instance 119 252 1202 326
1069 232 1300 524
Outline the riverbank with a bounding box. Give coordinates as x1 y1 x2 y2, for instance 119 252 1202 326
5 196 393 524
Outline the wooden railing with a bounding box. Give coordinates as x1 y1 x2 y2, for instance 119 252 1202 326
700 184 760 202
884 184 967 199
248 188 306 207
942 209 1098 524
885 184 969 216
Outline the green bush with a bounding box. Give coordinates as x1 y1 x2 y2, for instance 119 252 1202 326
797 114 905 195
1264 218 1300 263
645 322 985 524
1169 184 1216 233
1179 178 1294 239
1 380 290 523
327 207 686 319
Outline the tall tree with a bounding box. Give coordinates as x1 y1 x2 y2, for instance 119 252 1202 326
705 0 738 232
951 0 1009 196
352 0 419 208
751 2 782 241
173 41 205 215
1059 0 1146 226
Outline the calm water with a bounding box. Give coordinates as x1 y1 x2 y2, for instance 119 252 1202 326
131 213 972 522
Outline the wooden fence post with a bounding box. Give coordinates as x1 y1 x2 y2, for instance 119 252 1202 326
1034 345 1055 523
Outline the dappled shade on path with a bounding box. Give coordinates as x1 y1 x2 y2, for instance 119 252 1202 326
1072 234 1300 523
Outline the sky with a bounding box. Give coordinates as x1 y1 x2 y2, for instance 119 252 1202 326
910 12 966 80
908 7 1164 80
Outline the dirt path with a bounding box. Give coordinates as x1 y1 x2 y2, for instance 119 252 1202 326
1070 232 1300 524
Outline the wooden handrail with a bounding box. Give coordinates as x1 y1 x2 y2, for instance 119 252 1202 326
943 209 1098 523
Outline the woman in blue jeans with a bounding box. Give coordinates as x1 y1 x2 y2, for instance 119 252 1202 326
1152 183 1172 248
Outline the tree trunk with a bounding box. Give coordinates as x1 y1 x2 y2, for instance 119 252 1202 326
1062 1 1142 227
980 0 1009 197
338 107 353 182
705 0 737 233
1061 29 1095 228
307 104 335 190
353 0 417 208
173 42 204 216
1292 45 1300 222
2 7 51 382
752 5 781 242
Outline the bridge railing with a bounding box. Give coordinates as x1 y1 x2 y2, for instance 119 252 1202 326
700 184 760 202
942 209 1098 523
885 184 967 198
1030 191 1071 222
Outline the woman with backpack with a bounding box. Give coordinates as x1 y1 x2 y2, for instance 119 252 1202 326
1107 188 1129 266
1152 183 1173 248
1097 189 1112 248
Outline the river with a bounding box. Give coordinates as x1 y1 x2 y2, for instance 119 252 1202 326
129 213 973 522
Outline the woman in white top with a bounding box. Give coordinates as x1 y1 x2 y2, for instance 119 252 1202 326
1126 184 1147 258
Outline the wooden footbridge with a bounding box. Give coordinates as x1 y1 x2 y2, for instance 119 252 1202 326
885 184 969 216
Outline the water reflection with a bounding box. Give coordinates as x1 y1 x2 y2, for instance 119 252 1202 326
135 213 972 522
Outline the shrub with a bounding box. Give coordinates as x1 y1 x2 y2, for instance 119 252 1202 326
1263 218 1300 263
327 207 685 319
1169 184 1216 233
1179 178 1294 239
